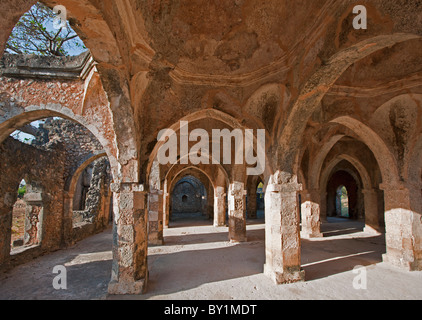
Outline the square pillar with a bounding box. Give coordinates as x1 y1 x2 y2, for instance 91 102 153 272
214 186 226 227
228 182 247 243
362 189 382 234
264 183 305 284
300 189 323 239
0 192 14 264
381 184 422 271
148 190 164 246
108 183 148 295
62 192 74 246
247 187 258 219
163 192 170 229
23 192 44 246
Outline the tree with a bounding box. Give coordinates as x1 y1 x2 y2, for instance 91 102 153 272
5 2 86 56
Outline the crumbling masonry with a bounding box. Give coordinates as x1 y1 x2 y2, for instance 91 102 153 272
1 1 422 295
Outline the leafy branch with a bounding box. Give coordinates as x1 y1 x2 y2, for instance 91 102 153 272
5 2 86 56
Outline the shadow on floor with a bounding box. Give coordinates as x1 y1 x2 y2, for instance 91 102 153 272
0 219 388 299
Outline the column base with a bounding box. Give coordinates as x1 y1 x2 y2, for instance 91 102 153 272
148 240 164 246
363 225 382 235
230 236 247 244
108 278 147 295
214 222 226 228
264 264 305 284
301 231 323 239
382 253 422 271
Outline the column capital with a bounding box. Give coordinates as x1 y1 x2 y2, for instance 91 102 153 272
267 182 302 193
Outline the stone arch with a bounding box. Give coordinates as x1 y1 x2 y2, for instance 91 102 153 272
319 154 383 233
0 107 119 180
170 175 207 218
243 83 291 138
146 108 273 184
308 134 345 190
0 0 139 183
323 162 363 220
167 165 216 225
67 152 108 194
319 154 371 193
276 33 421 179
162 155 230 229
329 116 400 186
372 94 422 186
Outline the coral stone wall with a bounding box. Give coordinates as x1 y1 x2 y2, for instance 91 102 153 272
0 137 65 270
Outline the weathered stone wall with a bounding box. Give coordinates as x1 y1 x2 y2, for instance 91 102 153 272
32 117 106 186
172 179 205 215
32 119 112 245
0 137 65 271
1 0 422 294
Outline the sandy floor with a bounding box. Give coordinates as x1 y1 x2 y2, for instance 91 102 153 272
0 217 421 300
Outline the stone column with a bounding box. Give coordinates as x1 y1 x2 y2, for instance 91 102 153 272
300 189 323 239
228 182 247 243
362 188 381 234
247 187 258 219
264 182 305 284
108 183 148 295
381 184 422 271
320 192 328 222
214 186 226 227
62 191 74 246
148 189 164 246
163 192 170 229
0 192 14 264
23 192 43 246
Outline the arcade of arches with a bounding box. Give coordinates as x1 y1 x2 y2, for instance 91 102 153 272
1 1 422 296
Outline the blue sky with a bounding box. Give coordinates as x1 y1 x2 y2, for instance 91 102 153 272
6 2 87 57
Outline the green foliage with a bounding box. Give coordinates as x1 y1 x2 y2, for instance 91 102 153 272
5 2 86 56
18 185 27 199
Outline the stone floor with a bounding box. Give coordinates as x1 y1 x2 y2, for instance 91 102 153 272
0 216 421 300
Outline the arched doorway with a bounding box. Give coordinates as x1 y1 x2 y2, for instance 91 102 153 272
170 175 208 224
336 185 349 218
0 114 114 266
327 170 361 221
246 175 265 220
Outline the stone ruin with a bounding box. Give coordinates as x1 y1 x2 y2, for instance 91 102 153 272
0 0 421 296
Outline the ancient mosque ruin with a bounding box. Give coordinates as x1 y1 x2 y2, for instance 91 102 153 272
0 1 422 297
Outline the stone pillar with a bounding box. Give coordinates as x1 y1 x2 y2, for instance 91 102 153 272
362 189 381 234
228 182 247 243
214 186 226 227
148 189 164 246
63 191 74 246
300 189 323 239
108 183 148 295
264 183 305 284
0 192 14 264
247 187 258 219
163 192 170 229
23 192 43 246
381 184 422 271
320 192 328 222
